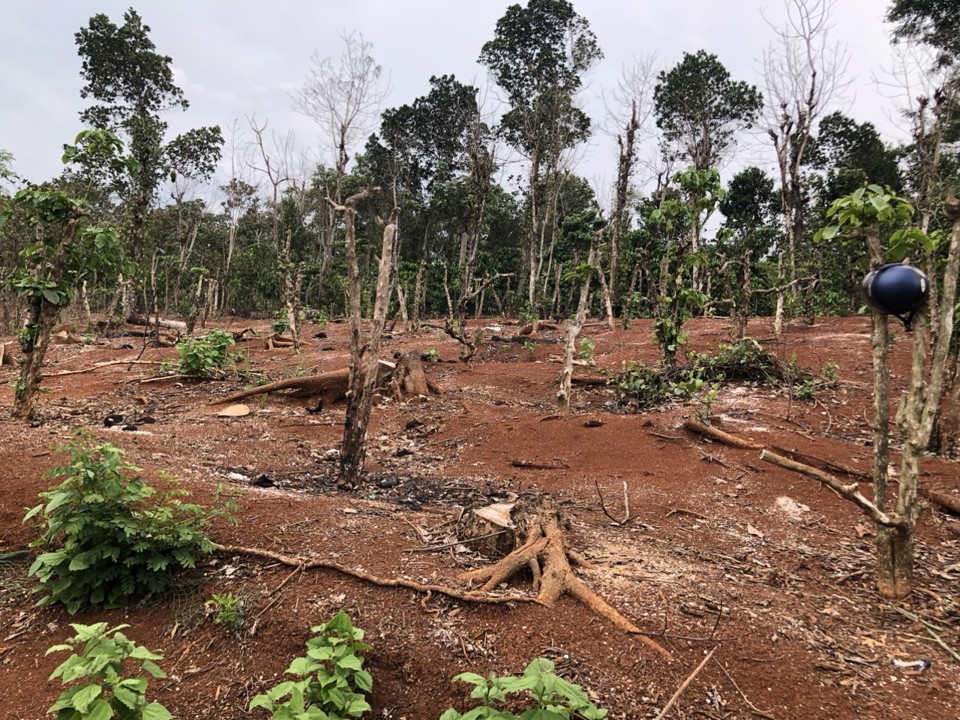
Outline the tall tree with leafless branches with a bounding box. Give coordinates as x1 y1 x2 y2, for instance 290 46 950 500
293 31 389 302
600 55 658 322
762 0 849 335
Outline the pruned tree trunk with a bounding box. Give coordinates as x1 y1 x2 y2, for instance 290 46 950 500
330 191 393 487
558 233 599 413
13 299 60 420
880 198 960 598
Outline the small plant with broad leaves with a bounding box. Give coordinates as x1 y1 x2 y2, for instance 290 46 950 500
46 622 171 720
205 591 244 635
24 433 236 614
577 337 595 361
438 657 607 720
249 611 372 719
175 329 238 378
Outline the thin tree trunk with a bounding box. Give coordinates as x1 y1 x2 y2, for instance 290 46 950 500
327 186 382 486
558 234 599 413
340 206 399 487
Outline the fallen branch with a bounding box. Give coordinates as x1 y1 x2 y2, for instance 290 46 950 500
509 459 570 470
768 445 870 481
683 420 762 450
213 543 531 606
890 605 960 662
595 479 637 526
49 359 166 377
653 646 718 720
759 449 903 528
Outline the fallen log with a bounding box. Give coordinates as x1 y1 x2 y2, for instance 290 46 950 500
458 494 672 658
211 360 396 405
127 315 187 331
213 368 352 405
683 419 763 450
49 359 166 377
921 488 960 516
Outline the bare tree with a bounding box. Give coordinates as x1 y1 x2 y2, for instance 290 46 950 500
761 0 849 334
247 116 304 349
600 55 658 326
293 31 388 303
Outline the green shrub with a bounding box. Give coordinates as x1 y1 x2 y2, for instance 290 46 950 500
176 329 237 378
205 591 245 635
438 657 607 720
46 622 171 720
577 336 595 361
24 435 235 614
613 361 699 411
249 611 372 719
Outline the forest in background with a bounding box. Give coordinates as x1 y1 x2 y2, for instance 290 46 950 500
0 0 957 337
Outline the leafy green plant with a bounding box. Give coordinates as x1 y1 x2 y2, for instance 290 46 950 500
249 611 372 719
691 337 799 387
795 378 816 401
522 340 536 356
577 337 595 361
24 434 236 614
438 657 607 720
422 348 439 362
822 362 839 383
46 622 171 720
694 384 721 424
517 307 539 327
205 592 244 635
176 329 238 378
271 316 290 333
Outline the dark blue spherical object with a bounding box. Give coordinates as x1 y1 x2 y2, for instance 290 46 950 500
862 264 928 315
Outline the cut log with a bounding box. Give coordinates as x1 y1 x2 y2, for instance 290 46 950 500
458 494 672 658
922 489 960 516
127 315 187 331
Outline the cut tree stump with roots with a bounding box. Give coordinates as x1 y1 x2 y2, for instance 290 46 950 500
459 494 672 659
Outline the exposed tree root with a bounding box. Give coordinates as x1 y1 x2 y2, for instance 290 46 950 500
458 495 673 660
213 543 530 605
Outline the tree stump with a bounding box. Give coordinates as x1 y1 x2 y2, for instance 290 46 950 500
391 351 441 399
456 502 516 556
459 494 671 659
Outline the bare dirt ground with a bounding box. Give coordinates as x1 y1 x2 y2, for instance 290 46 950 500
0 315 957 720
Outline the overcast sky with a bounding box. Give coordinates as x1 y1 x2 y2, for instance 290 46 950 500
1 1 917 200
